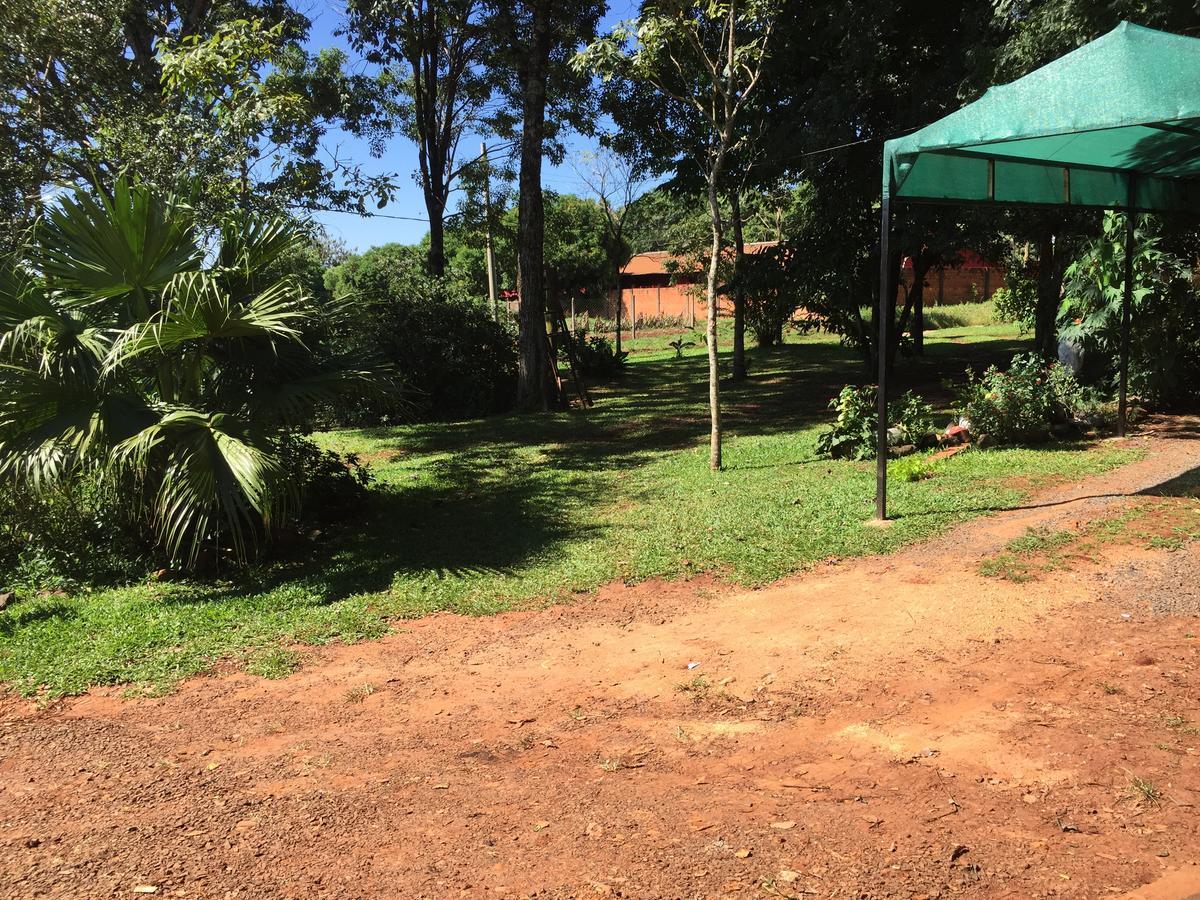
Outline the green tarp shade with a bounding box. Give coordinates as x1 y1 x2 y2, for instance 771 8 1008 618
883 22 1200 213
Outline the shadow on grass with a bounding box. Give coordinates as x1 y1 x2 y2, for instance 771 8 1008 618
157 333 1036 606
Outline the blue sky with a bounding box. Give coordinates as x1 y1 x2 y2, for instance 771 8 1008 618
301 0 640 251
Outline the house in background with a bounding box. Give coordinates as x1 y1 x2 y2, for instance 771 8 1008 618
901 250 1005 305
618 241 779 324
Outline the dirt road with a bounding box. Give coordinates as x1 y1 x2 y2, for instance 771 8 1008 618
3 431 1200 899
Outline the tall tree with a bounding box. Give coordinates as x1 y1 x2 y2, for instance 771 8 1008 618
486 0 604 412
579 0 781 470
343 0 492 276
0 0 389 237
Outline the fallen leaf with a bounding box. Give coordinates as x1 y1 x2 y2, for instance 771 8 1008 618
735 848 752 859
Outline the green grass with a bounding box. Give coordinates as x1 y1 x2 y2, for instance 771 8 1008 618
0 324 1141 697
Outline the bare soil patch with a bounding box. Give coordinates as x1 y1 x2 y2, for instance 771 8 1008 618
3 433 1200 898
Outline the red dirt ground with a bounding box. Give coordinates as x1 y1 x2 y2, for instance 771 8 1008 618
4 430 1200 899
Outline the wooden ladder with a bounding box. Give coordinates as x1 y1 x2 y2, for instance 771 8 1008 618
545 298 592 409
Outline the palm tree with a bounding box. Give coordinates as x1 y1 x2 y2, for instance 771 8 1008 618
0 178 382 569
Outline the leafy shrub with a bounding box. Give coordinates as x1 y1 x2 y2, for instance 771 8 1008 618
891 453 938 483
0 474 147 596
817 387 935 460
273 433 373 526
566 329 628 378
1060 212 1200 405
891 392 935 447
816 386 877 460
956 353 1082 445
324 244 517 421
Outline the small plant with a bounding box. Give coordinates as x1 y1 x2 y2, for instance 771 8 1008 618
1096 681 1123 695
566 329 628 378
245 646 302 679
1127 773 1162 805
955 353 1083 445
816 386 877 460
891 392 935 447
667 337 696 359
343 682 376 704
675 675 710 701
891 454 936 483
816 386 936 460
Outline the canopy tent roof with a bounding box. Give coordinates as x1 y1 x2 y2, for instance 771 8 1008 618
882 22 1200 213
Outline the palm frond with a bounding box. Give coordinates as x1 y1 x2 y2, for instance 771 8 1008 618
114 408 284 566
37 178 201 317
103 272 308 375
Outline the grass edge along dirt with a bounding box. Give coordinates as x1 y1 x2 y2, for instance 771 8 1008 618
0 325 1141 698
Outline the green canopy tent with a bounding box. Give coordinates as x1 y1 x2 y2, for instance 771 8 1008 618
875 21 1200 519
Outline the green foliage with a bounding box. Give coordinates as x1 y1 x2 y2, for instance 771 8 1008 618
817 386 935 460
324 243 517 420
737 243 800 347
566 329 628 378
0 177 381 570
668 337 696 359
956 352 1083 445
273 432 373 524
0 325 1142 697
0 472 146 595
891 392 935 446
816 386 877 460
991 275 1037 331
1060 212 1200 404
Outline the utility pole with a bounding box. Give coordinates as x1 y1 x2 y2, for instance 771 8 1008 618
482 142 499 320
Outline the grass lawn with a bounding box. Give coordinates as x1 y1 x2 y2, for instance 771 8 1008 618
0 323 1139 697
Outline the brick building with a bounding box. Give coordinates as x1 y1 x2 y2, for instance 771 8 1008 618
900 250 1005 305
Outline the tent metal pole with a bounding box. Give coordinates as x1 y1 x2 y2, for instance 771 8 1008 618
1118 176 1135 438
875 195 892 520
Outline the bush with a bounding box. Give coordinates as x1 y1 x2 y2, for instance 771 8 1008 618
0 474 147 596
273 433 373 526
324 244 518 422
816 386 935 460
956 352 1083 445
817 386 877 460
1060 212 1200 405
0 178 382 570
566 329 628 378
891 392 935 446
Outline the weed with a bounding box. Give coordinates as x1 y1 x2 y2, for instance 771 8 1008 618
343 682 376 704
1162 713 1199 734
1095 681 1123 695
1127 773 1162 805
675 675 710 701
1006 527 1074 555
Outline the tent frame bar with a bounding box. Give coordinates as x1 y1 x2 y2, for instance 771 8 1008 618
874 186 1138 521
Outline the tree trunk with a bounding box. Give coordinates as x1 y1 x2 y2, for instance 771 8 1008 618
515 1 553 412
912 257 926 355
729 190 747 381
426 203 447 277
705 173 725 471
1034 227 1063 361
